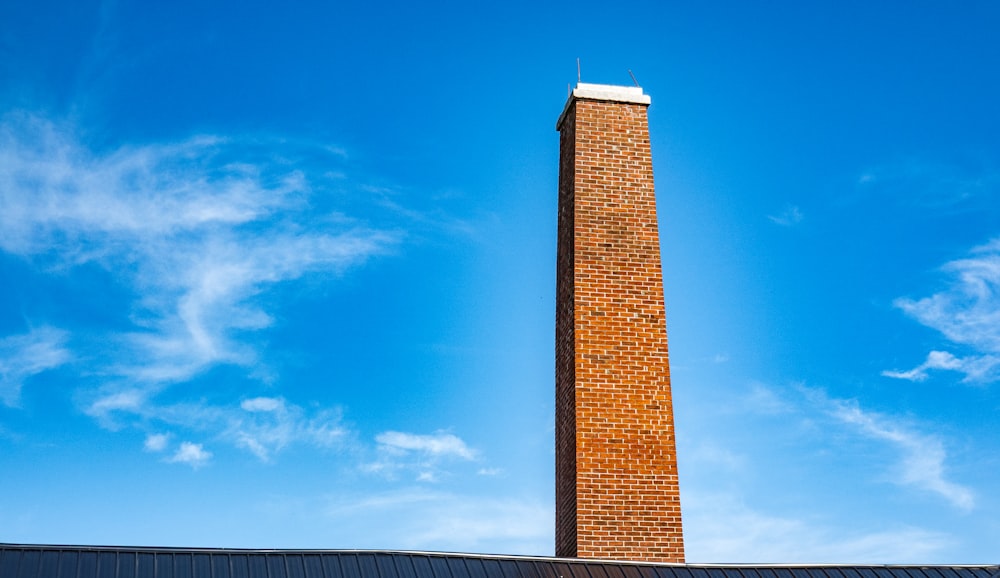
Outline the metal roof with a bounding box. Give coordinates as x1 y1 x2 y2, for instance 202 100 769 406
1 545 997 578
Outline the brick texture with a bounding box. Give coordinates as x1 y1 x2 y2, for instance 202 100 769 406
555 93 684 563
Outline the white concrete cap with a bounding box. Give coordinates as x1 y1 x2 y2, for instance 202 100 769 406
557 83 651 130
572 83 650 105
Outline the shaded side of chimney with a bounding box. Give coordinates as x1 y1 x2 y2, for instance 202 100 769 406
555 83 684 563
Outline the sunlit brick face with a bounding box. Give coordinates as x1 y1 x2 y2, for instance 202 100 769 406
555 86 684 563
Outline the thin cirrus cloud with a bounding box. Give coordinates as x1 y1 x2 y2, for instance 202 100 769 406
167 441 213 468
366 431 480 482
767 205 803 226
0 326 72 406
143 432 170 452
376 430 478 460
0 111 398 387
88 393 349 462
813 390 974 511
750 385 974 512
229 396 348 461
882 350 1000 383
0 111 397 460
682 383 967 561
683 490 952 563
884 238 1000 384
325 489 551 554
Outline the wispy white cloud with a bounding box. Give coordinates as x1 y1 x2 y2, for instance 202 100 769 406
0 113 402 463
325 489 551 554
368 186 479 239
683 379 973 560
684 490 953 563
143 432 170 452
887 238 1000 384
0 112 398 390
0 326 72 406
168 441 212 468
740 384 973 512
882 350 1000 383
767 205 804 226
366 430 479 482
375 430 477 459
85 388 149 429
241 397 283 412
743 382 796 415
86 391 348 462
898 239 1000 351
227 397 347 461
816 392 974 511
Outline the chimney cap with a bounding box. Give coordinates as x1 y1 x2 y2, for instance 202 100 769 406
557 83 651 130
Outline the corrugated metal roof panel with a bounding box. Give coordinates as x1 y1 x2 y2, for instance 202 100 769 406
13 549 34 578
479 556 505 578
447 554 474 578
341 553 364 578
550 559 580 578
211 554 230 578
120 552 138 578
528 560 553 578
587 560 613 578
136 552 154 578
37 550 61 578
743 567 773 578
511 558 541 578
409 555 437 578
463 555 491 578
0 545 996 578
682 566 713 578
373 555 396 578
708 566 737 578
936 568 971 578
394 553 420 578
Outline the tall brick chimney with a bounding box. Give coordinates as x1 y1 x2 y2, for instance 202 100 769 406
555 83 684 563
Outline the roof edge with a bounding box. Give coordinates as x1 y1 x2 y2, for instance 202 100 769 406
2 544 996 569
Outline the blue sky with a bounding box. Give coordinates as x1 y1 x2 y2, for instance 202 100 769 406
2 0 1000 564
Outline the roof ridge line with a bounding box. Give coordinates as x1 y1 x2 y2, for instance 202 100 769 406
1 544 997 569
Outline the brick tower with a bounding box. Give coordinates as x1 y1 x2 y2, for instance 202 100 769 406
555 83 684 563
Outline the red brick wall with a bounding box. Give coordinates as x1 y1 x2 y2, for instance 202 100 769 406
555 104 579 557
555 95 684 563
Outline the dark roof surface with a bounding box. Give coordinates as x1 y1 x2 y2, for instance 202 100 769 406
1 545 997 578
